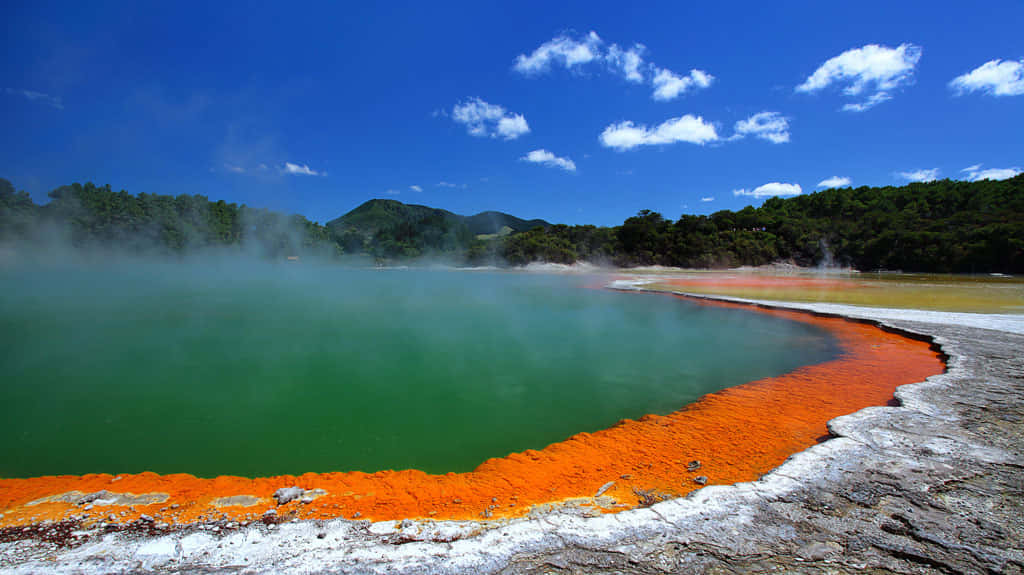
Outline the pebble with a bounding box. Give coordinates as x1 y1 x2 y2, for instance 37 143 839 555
687 460 702 472
694 476 709 485
273 486 305 505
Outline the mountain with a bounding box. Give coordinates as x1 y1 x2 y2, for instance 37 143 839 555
326 199 550 238
463 211 552 236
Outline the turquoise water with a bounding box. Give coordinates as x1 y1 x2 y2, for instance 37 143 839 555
0 262 839 478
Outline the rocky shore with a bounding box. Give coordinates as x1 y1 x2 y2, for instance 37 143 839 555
2 291 1022 574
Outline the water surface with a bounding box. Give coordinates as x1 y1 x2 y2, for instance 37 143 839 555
0 262 839 477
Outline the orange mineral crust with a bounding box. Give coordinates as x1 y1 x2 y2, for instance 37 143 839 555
0 295 944 528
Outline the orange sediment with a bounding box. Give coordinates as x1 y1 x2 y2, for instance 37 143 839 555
0 294 945 528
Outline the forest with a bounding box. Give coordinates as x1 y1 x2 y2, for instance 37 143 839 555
2 175 1022 273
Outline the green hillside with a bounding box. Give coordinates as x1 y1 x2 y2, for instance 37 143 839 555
464 211 551 236
325 199 550 258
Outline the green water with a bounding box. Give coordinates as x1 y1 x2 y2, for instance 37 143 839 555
0 261 839 478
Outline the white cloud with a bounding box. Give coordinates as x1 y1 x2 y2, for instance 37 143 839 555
733 111 790 143
950 59 1024 97
437 181 457 188
961 164 1021 181
5 88 63 109
282 162 322 176
651 68 714 101
606 43 646 83
817 176 852 188
451 98 530 140
410 185 423 192
840 91 893 112
796 43 922 111
896 168 940 182
700 196 715 202
384 189 401 195
733 182 803 198
599 115 719 150
521 149 576 172
513 31 603 75
496 114 530 139
513 32 712 101
223 163 245 173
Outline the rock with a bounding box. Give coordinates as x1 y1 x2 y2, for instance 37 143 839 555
300 496 314 504
263 509 277 516
273 486 304 505
595 481 616 497
694 476 708 485
76 491 112 505
797 541 843 561
687 460 701 472
138 514 154 523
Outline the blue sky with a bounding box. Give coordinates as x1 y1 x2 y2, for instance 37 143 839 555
3 1 1022 226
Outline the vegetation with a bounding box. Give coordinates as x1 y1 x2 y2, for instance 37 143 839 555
499 176 1024 273
0 179 339 258
325 199 549 259
2 175 1022 272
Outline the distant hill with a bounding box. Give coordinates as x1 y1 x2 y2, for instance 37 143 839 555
326 199 550 238
326 199 462 236
463 211 552 236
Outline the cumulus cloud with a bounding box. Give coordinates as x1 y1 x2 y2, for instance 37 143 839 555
451 98 530 140
896 168 940 182
513 31 712 101
961 164 1021 181
796 44 922 111
733 111 790 144
606 43 646 83
651 68 714 101
950 59 1024 97
599 115 718 150
700 196 715 202
410 185 423 192
513 31 604 75
817 176 852 188
282 162 322 176
733 182 803 198
521 149 576 172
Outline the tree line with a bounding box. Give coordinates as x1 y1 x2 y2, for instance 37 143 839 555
488 175 1024 273
2 175 1022 272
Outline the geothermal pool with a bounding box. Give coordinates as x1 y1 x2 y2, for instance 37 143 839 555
0 262 840 478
